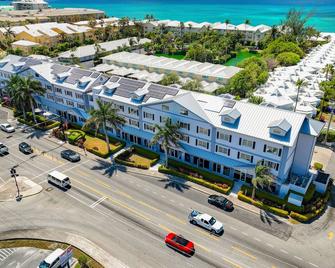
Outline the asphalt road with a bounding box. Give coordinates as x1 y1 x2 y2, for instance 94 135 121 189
0 248 51 268
0 119 334 268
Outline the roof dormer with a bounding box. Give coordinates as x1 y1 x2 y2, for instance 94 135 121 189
104 82 119 95
78 76 91 88
12 62 25 71
56 72 70 82
220 108 241 125
131 83 150 102
0 59 9 68
268 118 291 137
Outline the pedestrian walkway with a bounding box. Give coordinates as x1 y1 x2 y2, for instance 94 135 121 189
0 248 16 262
230 180 244 195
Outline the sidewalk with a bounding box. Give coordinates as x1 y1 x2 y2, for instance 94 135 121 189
0 229 128 268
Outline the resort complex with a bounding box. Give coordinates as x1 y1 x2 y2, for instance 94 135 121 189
0 54 327 206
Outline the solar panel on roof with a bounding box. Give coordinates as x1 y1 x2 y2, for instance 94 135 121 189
114 89 133 98
119 78 145 88
222 99 236 108
71 68 92 76
91 72 100 78
51 64 71 74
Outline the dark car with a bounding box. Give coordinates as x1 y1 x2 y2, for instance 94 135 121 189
19 142 33 154
60 149 80 162
208 195 234 211
165 233 195 256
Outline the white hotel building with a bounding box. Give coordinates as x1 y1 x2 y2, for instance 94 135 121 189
0 55 326 201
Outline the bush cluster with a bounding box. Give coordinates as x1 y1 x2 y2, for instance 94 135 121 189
276 52 301 66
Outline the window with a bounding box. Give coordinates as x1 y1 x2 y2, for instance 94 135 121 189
55 87 62 94
217 131 231 142
35 73 39 77
115 104 124 112
239 138 255 149
46 94 54 100
46 85 52 90
88 95 93 102
216 145 230 156
128 107 139 116
129 119 139 127
66 100 74 107
213 163 221 173
160 116 171 123
162 104 169 111
180 108 188 116
262 160 279 171
179 121 190 130
180 134 189 143
77 103 85 109
65 90 72 97
143 112 154 120
197 126 210 136
75 93 83 99
144 123 155 132
196 139 209 149
55 97 64 104
238 152 253 163
264 145 281 156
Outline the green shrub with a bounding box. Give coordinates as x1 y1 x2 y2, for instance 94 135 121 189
133 145 160 160
115 157 150 169
317 129 335 142
313 162 324 171
237 191 254 204
67 129 85 144
276 52 300 66
168 159 233 187
264 40 304 57
263 204 289 217
290 211 310 222
159 165 232 194
241 185 287 205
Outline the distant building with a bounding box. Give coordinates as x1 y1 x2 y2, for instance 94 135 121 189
12 0 48 10
11 40 39 53
102 51 241 85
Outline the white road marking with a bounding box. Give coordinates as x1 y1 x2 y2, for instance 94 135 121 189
230 226 237 231
266 243 274 248
242 232 249 236
309 262 319 267
153 191 157 195
280 249 288 254
90 196 107 208
170 199 175 203
294 256 303 261
0 176 5 183
253 237 261 242
161 195 166 198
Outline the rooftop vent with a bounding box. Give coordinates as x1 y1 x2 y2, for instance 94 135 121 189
268 118 291 137
104 82 120 95
78 76 91 88
220 108 241 124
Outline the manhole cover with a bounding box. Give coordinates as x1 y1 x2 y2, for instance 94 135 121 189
45 187 54 192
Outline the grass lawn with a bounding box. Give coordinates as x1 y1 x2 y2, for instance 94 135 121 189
0 239 103 268
224 50 260 66
155 53 186 60
128 153 153 167
84 136 119 155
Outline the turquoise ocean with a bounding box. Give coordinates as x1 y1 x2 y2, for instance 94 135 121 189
2 0 335 32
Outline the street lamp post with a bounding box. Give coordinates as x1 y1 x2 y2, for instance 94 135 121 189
10 168 22 201
324 99 335 144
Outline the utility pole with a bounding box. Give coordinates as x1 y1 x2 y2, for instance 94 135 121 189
10 168 22 201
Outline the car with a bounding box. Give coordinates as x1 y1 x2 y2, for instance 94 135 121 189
19 142 33 154
188 210 224 234
0 123 15 133
60 149 80 162
208 194 234 211
165 233 195 256
0 142 8 156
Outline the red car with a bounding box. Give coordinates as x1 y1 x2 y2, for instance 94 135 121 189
165 233 195 256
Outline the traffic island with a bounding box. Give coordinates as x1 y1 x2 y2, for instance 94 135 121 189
0 176 43 202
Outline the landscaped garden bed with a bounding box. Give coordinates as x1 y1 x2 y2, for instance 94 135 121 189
17 112 60 130
238 182 332 222
158 159 233 195
115 145 160 169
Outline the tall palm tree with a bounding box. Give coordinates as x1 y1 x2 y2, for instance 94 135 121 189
6 75 27 119
322 64 334 81
150 119 182 167
318 82 333 120
251 164 274 199
8 75 45 123
83 99 125 153
224 19 230 32
294 78 308 112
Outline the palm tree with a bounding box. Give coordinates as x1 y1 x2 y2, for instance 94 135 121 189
318 82 333 120
150 119 182 167
6 75 27 119
294 78 308 112
251 164 274 199
322 64 334 81
179 21 185 36
83 99 126 153
8 75 45 123
224 19 230 32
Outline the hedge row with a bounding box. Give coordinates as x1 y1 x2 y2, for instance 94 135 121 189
17 117 60 130
317 129 335 143
132 145 160 160
115 157 152 170
237 191 289 218
168 159 234 187
159 165 232 195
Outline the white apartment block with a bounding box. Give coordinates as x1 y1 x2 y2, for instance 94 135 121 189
0 55 325 202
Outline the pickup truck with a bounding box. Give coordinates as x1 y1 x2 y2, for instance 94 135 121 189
0 142 8 156
188 210 224 234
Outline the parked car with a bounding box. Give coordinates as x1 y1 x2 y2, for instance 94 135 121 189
0 142 8 156
60 149 80 162
165 233 195 256
208 195 234 211
0 123 15 133
188 210 224 234
18 142 33 154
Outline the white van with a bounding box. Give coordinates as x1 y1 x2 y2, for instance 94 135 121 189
47 170 71 190
38 248 64 268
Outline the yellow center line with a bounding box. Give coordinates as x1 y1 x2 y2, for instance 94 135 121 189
195 243 211 253
158 224 174 234
195 229 219 241
165 213 187 225
222 257 242 268
70 177 151 222
232 246 257 260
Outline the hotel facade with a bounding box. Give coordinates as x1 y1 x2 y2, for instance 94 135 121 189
0 55 325 201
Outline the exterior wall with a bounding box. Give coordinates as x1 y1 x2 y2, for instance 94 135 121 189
291 133 316 176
